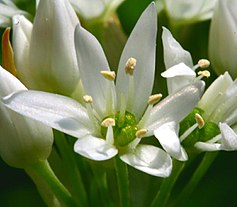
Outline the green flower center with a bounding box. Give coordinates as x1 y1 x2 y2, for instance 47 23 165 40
101 111 138 147
180 107 220 148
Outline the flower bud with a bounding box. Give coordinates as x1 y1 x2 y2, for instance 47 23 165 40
0 66 53 168
209 0 237 78
12 0 80 95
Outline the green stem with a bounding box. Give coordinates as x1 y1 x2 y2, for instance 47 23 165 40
172 152 218 206
25 160 76 207
150 160 185 207
54 131 88 207
114 156 130 207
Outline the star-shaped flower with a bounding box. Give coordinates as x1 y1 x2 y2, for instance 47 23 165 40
2 3 204 176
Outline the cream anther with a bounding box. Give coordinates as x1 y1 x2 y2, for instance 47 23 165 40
148 94 162 105
198 59 210 68
136 128 148 138
195 113 205 129
198 70 211 78
101 118 115 127
83 95 93 103
125 57 137 75
100 71 116 81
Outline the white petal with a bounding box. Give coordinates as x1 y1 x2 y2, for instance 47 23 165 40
120 144 172 177
0 66 26 95
154 122 187 161
219 123 237 150
74 25 115 117
195 142 221 151
74 135 118 161
116 3 157 118
2 90 91 138
161 63 196 94
145 81 205 132
161 63 196 78
198 72 233 112
162 27 193 69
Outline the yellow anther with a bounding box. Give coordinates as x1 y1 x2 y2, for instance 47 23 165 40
195 113 205 129
100 71 116 81
198 59 210 68
148 94 162 105
83 95 93 103
198 70 211 78
125 57 137 75
101 118 115 127
136 128 148 138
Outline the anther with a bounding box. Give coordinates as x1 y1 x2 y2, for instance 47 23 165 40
195 113 205 129
198 59 210 68
101 118 115 127
125 57 137 75
100 71 116 81
136 128 148 138
83 95 93 103
148 94 162 105
197 70 211 78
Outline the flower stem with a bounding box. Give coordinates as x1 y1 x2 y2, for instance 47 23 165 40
54 131 88 207
172 152 218 206
114 156 130 207
150 160 185 207
25 160 76 207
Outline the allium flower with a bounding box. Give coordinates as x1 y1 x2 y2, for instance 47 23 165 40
208 0 237 78
2 3 204 176
159 0 217 25
195 72 237 151
0 66 53 168
12 0 81 96
0 0 29 27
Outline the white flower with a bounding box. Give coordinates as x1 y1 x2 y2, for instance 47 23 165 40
0 0 29 27
2 3 204 177
208 0 237 78
69 0 125 21
0 66 53 168
161 27 209 94
12 0 81 96
195 72 237 151
159 0 217 25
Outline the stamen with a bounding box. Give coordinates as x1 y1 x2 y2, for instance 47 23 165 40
83 95 93 103
125 57 137 75
198 59 210 68
195 113 205 129
148 94 162 105
180 114 205 142
197 70 211 78
136 128 148 138
83 95 100 132
100 71 116 81
101 118 115 127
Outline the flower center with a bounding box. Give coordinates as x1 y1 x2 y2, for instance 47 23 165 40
101 111 138 147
